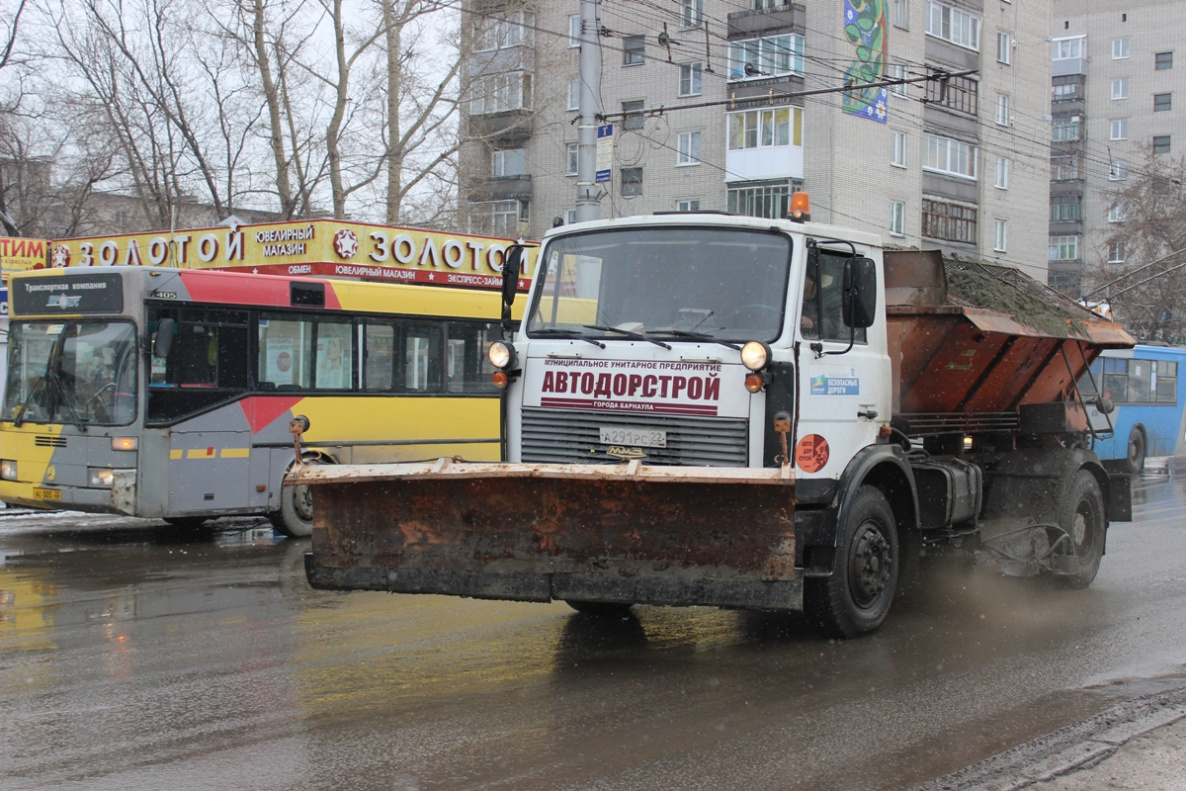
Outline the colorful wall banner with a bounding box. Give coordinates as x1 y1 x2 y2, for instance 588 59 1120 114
842 0 888 124
47 219 536 290
0 236 49 282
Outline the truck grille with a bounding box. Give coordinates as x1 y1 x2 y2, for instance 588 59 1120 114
520 408 749 467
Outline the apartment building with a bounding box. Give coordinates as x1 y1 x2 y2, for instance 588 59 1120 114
1048 0 1182 296
460 0 1052 279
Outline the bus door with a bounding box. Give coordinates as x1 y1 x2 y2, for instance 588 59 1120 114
148 308 255 516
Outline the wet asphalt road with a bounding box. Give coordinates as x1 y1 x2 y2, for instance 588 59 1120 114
2 471 1186 791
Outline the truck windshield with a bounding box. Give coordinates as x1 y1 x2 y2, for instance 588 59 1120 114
526 227 792 342
3 321 138 427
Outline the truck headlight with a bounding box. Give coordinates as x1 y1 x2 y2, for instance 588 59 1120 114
1 460 16 481
88 467 115 487
740 341 771 371
488 340 517 370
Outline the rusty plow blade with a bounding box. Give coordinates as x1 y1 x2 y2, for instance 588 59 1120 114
297 458 803 611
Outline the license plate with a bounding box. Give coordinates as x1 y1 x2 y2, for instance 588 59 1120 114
599 426 667 448
33 487 62 501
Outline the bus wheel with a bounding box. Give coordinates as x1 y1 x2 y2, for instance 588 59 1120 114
270 457 322 538
1126 427 1146 474
804 485 898 639
1054 470 1105 589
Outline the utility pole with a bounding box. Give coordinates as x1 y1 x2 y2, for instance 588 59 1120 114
575 0 602 223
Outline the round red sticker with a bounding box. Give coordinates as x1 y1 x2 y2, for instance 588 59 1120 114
795 434 830 473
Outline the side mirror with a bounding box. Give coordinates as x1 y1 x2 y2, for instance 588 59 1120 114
842 257 878 329
1095 396 1115 415
500 245 524 339
153 318 175 358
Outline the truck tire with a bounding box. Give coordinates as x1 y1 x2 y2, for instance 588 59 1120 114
1055 470 1106 589
805 485 898 639
1127 426 1146 474
269 456 322 538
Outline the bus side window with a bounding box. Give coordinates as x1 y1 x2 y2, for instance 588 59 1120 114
446 321 499 394
362 323 395 391
405 324 443 393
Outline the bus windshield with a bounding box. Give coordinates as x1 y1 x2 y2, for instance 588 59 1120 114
526 227 792 343
3 321 138 427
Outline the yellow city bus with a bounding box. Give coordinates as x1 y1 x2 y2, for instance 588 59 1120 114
0 266 522 535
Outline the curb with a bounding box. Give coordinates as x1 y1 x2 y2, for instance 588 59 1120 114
913 684 1186 791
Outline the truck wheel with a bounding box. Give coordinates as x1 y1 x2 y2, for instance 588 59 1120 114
1126 427 1146 474
805 485 898 639
566 601 634 617
1056 470 1106 589
269 457 322 538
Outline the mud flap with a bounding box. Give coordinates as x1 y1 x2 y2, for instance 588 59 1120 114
299 459 803 611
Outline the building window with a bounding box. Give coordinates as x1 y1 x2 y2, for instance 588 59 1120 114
1108 240 1127 263
623 35 645 66
1048 235 1079 261
1153 135 1172 153
893 0 908 29
1052 117 1081 142
1155 51 1174 70
676 131 702 165
997 32 1012 65
727 182 793 219
1052 81 1080 101
889 63 909 97
1050 194 1081 222
1052 154 1080 180
1154 93 1172 112
677 199 701 212
565 209 577 225
995 156 1009 189
473 11 534 52
621 167 643 196
680 0 702 28
727 107 799 150
1112 79 1129 100
1112 38 1130 59
754 0 787 7
679 62 703 97
728 34 804 80
491 148 526 177
923 72 978 115
1108 202 1127 223
568 81 580 111
470 71 532 115
1110 119 1128 140
566 143 578 176
892 131 907 167
1109 160 1127 180
889 201 905 236
1052 36 1084 61
623 100 645 130
923 133 978 180
995 94 1009 125
488 200 528 236
922 199 977 244
925 1 980 51
993 219 1007 253
569 15 581 47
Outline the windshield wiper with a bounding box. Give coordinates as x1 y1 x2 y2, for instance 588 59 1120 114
527 328 606 349
650 329 742 350
582 324 672 350
12 376 47 428
46 365 88 433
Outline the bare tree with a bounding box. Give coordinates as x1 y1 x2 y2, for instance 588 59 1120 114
1088 148 1186 342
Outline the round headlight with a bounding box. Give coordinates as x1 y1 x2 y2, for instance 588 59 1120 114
740 341 771 372
488 340 517 369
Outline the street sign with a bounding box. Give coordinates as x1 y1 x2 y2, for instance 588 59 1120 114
595 124 613 183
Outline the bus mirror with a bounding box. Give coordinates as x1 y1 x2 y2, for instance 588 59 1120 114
153 318 175 358
1096 396 1115 415
842 257 878 329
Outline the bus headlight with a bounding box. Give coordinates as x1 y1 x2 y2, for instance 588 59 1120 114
1 460 16 481
488 341 517 370
740 341 771 372
111 437 138 451
88 467 115 488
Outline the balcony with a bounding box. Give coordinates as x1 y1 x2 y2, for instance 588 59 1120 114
469 175 533 203
726 3 804 37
